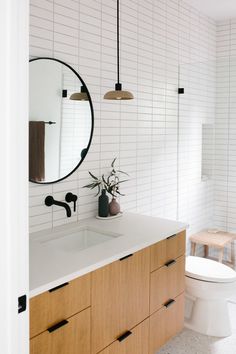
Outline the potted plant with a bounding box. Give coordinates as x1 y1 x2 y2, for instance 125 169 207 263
83 158 128 217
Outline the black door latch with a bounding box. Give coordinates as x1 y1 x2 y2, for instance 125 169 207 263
18 295 27 314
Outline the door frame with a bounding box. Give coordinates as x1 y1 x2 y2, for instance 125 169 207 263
0 0 29 353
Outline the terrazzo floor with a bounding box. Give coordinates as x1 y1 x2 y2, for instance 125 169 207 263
157 302 236 354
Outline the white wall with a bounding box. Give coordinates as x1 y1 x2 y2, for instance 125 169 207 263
178 60 216 253
0 0 29 352
29 0 216 248
214 19 236 234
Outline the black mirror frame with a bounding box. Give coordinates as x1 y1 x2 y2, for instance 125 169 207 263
29 57 94 184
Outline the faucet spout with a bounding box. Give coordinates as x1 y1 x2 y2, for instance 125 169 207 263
45 196 72 217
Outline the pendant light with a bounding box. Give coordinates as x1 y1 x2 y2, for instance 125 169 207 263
104 0 134 100
70 85 89 101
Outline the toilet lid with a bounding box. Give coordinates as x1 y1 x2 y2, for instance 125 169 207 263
186 256 236 283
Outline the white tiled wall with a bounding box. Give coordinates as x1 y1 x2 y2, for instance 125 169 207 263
29 0 216 244
178 60 216 248
202 123 215 180
215 19 236 234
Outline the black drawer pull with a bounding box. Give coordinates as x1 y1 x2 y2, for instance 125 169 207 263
47 319 68 333
49 282 69 292
119 254 133 261
164 299 176 308
167 234 177 240
117 330 132 342
165 259 176 267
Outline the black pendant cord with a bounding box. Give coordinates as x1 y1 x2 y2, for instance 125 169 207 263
117 0 120 85
104 0 133 98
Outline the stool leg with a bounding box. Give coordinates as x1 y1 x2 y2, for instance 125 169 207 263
219 248 224 263
191 242 196 256
204 245 209 258
231 241 235 267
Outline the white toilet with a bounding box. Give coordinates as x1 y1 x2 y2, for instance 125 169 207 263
185 256 236 337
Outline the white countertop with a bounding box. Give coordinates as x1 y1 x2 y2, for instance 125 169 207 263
30 212 187 298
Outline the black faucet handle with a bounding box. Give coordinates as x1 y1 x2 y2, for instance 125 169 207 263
45 195 54 206
65 192 78 212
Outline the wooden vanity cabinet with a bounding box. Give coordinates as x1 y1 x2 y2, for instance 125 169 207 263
30 307 90 354
30 273 90 338
30 273 91 354
30 230 186 354
91 248 150 354
150 255 185 313
98 319 149 354
150 231 185 272
149 293 185 354
149 231 186 354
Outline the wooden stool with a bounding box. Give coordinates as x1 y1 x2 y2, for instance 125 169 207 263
190 230 236 266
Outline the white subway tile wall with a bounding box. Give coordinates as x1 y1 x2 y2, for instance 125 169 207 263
215 19 236 240
29 0 216 249
178 60 216 250
202 124 215 180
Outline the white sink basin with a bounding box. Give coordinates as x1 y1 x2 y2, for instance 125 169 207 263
40 226 121 253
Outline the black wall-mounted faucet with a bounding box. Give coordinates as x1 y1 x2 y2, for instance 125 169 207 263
65 192 78 212
45 196 72 217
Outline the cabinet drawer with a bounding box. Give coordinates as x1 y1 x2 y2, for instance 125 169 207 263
30 273 90 338
150 255 185 314
149 293 184 354
150 231 185 272
99 319 149 354
30 307 90 354
91 248 150 354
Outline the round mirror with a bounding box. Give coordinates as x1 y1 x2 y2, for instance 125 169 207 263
29 57 94 184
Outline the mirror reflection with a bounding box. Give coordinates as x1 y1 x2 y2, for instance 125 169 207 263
29 58 93 184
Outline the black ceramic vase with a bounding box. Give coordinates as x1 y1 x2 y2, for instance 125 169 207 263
98 189 109 217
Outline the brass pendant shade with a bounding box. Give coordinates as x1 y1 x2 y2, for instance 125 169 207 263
104 83 134 100
104 0 134 100
70 85 89 101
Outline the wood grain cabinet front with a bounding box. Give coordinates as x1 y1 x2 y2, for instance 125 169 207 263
30 228 186 354
149 293 185 354
30 307 90 354
150 255 185 314
98 319 149 354
150 231 186 272
91 248 150 354
30 273 90 338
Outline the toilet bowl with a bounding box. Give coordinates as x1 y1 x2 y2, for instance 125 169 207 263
185 256 236 337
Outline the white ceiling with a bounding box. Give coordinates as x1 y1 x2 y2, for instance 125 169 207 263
185 0 236 21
